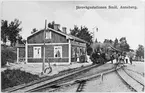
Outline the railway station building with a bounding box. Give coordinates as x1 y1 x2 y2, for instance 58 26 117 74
17 24 87 65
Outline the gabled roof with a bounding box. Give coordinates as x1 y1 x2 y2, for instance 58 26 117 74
48 28 87 43
27 30 44 40
27 27 87 43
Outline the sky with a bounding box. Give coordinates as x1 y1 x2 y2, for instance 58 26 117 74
1 0 144 49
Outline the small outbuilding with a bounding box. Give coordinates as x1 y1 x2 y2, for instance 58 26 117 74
17 24 87 65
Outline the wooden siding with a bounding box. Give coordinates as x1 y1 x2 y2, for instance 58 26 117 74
27 30 44 43
28 58 69 63
27 44 69 63
27 30 67 44
45 44 69 58
51 30 67 43
28 44 68 58
71 45 86 62
28 45 43 58
19 47 25 57
70 40 86 47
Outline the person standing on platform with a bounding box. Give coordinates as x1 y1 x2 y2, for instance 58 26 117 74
125 55 128 64
130 56 133 65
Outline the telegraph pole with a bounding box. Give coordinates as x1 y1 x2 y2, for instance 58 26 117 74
92 26 98 42
42 20 47 74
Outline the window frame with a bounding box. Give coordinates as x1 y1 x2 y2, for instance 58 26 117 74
54 46 62 58
45 31 51 39
33 46 41 58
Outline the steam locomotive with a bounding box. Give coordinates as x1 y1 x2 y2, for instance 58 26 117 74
89 43 121 64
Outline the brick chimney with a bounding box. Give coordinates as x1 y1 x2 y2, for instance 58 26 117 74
54 24 60 31
62 27 67 34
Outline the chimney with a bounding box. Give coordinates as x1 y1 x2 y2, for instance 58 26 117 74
54 24 60 31
62 27 67 34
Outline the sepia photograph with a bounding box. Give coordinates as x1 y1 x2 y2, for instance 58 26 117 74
1 0 144 92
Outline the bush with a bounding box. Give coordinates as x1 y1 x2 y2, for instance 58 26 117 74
1 48 17 67
1 69 40 90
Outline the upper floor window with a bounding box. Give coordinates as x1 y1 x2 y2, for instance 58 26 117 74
46 31 51 39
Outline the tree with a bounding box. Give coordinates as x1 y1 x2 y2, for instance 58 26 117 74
119 37 130 51
17 36 26 44
109 40 113 44
103 39 113 45
95 38 98 43
70 26 93 44
48 21 55 29
136 44 144 59
48 21 61 31
114 38 119 48
1 19 22 46
70 25 79 36
31 28 38 34
1 20 8 44
70 26 93 55
8 19 22 46
104 39 110 43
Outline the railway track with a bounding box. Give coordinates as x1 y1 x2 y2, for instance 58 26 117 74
116 66 144 92
5 62 141 92
45 63 124 92
28 63 117 92
49 63 144 92
75 65 122 92
125 68 144 77
3 63 103 92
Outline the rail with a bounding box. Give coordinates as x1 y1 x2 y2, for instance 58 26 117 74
116 66 144 92
2 63 101 92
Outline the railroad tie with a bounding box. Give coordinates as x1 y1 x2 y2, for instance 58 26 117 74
76 80 86 92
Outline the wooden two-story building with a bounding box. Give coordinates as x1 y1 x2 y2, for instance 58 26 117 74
17 24 87 65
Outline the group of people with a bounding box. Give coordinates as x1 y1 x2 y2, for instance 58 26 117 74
116 53 132 64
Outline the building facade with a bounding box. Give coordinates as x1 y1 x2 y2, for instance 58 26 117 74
17 25 87 65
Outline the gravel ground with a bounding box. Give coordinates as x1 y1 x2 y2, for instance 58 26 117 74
52 62 144 92
40 63 115 92
56 72 132 92
82 72 132 92
125 61 144 75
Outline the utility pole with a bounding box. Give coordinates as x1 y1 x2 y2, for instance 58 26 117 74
92 26 98 42
42 20 47 74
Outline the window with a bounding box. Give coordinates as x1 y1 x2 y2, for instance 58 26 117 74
72 47 76 57
46 31 51 39
33 47 41 58
77 47 80 57
54 46 62 58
